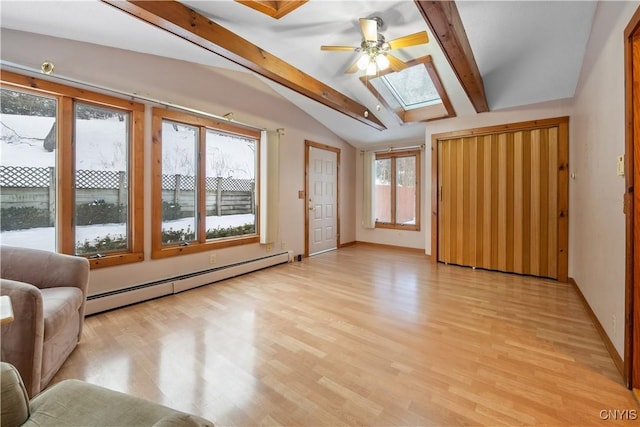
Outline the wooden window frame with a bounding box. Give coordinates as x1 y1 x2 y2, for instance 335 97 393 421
1 71 145 269
375 149 421 231
151 108 260 259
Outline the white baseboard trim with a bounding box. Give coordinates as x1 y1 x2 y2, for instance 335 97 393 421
85 252 289 315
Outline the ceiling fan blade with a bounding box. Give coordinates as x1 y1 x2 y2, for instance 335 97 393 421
386 54 408 72
345 60 360 74
360 18 378 42
321 45 359 51
387 31 429 50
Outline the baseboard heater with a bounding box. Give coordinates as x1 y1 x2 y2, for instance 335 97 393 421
85 251 290 315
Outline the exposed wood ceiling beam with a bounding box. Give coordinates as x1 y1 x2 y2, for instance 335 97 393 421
414 1 489 113
235 1 308 20
102 0 385 130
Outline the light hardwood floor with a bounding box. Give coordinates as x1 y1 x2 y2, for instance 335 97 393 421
52 244 638 426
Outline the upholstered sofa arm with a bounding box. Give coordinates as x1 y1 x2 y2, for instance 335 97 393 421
0 279 45 400
0 362 31 427
25 379 214 426
1 360 214 427
0 246 89 294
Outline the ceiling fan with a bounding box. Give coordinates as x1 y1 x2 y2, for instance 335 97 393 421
321 17 429 76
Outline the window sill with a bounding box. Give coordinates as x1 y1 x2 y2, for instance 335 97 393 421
87 252 144 269
375 223 421 232
152 235 260 259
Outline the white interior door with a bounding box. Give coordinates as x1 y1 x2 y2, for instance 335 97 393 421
308 146 337 256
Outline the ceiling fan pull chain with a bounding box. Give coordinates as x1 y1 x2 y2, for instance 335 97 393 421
364 73 370 118
375 68 382 112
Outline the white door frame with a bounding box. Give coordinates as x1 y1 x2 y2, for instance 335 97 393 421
305 140 340 257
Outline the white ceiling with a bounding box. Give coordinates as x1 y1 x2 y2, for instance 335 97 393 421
0 0 597 147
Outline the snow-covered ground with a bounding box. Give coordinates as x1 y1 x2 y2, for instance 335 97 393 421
1 111 257 251
0 214 255 252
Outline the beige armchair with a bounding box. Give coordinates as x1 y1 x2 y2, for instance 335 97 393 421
0 246 89 398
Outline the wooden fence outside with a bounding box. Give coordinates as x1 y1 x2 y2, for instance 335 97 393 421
0 166 255 225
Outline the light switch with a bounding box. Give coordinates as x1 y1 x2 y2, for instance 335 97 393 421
617 155 625 176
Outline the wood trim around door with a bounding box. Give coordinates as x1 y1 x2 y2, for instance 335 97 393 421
624 5 640 390
304 141 341 257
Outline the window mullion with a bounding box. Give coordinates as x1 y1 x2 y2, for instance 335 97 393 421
391 156 397 225
151 113 164 255
129 109 145 259
414 153 421 231
58 97 75 254
198 127 207 243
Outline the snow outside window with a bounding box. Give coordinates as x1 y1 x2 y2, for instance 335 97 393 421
0 88 58 252
152 108 260 258
0 75 145 269
74 102 131 256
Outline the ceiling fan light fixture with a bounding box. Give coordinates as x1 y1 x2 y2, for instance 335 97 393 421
322 15 427 77
374 53 389 71
357 54 370 70
365 61 377 76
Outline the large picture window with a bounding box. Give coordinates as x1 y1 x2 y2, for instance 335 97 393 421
152 108 259 258
375 150 420 231
74 102 131 256
0 72 144 268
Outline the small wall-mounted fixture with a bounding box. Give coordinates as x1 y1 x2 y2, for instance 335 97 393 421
41 61 55 75
276 128 285 136
617 154 625 176
222 112 234 121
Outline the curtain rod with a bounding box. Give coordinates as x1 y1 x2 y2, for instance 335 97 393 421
360 144 425 154
0 60 267 133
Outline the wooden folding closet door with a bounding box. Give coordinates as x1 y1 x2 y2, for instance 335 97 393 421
436 119 569 280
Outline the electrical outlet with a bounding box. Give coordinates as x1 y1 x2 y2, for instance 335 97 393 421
266 244 272 252
209 253 216 265
281 241 287 249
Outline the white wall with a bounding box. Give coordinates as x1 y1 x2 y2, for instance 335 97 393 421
569 1 637 357
1 29 356 297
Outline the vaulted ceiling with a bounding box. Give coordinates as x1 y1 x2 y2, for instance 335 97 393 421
0 0 597 147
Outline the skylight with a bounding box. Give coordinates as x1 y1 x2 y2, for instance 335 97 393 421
381 65 441 110
360 56 455 124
